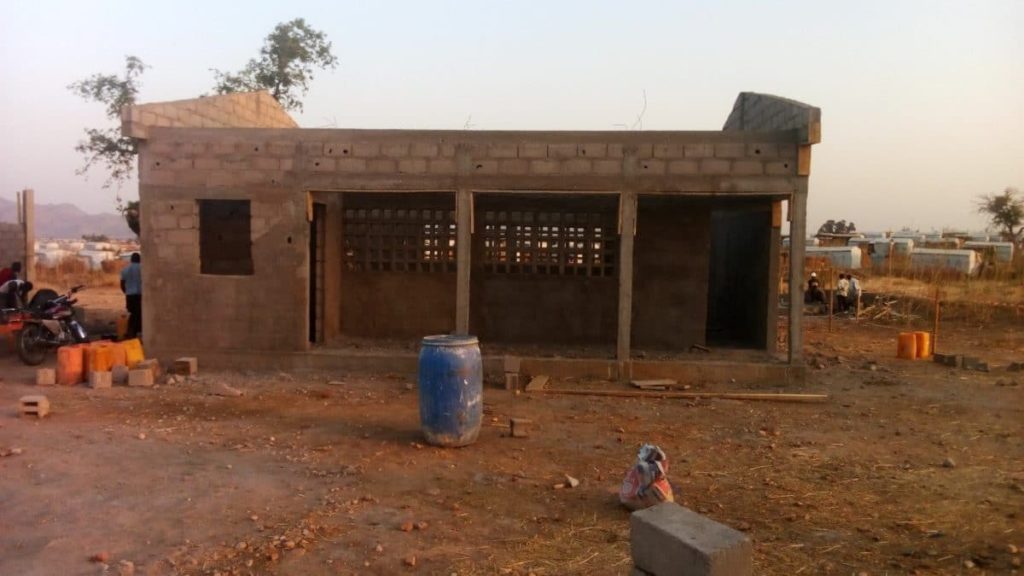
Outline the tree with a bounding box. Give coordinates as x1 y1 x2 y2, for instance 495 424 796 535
211 18 338 111
121 200 141 236
817 219 857 235
67 55 147 189
976 187 1023 244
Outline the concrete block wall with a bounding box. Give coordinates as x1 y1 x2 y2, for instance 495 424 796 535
136 128 801 195
122 91 297 138
723 92 822 144
135 124 806 356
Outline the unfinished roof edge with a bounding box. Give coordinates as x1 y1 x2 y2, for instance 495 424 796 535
121 91 297 139
723 92 821 144
124 91 820 142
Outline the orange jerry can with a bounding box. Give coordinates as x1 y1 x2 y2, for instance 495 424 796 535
57 345 85 386
82 341 112 379
914 332 931 359
105 342 128 367
896 332 917 360
122 338 145 368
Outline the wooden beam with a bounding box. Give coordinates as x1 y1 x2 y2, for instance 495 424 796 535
617 190 638 367
788 185 807 366
533 388 828 403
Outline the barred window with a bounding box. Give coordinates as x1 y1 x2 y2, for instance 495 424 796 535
344 207 456 273
481 210 616 276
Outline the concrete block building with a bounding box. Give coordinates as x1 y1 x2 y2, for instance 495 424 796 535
124 91 819 381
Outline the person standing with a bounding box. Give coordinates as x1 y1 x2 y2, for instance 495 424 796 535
120 253 142 339
0 261 21 286
836 273 851 313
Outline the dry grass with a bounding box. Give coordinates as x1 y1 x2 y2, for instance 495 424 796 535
33 257 123 292
864 275 1024 306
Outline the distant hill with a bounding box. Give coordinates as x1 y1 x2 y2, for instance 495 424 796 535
0 197 133 239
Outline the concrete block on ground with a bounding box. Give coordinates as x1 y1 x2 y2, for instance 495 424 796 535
19 395 50 418
504 372 520 391
36 368 56 386
173 357 198 376
961 357 989 372
112 364 130 385
137 359 161 379
129 369 155 387
503 355 521 373
631 503 752 576
1008 362 1024 372
933 353 961 368
510 418 532 438
89 371 113 389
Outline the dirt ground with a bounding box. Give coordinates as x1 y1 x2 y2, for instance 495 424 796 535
1 289 1022 575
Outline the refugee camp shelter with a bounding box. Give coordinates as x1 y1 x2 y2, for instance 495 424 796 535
124 91 820 381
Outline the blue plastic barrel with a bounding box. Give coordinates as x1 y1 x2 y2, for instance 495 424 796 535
418 334 483 447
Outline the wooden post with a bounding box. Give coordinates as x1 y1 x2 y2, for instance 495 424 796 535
454 189 472 335
932 286 941 353
617 190 638 370
828 268 834 333
788 187 808 366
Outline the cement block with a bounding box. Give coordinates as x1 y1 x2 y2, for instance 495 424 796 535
36 368 56 386
510 418 532 438
89 371 113 389
933 353 961 368
631 503 752 576
137 359 162 379
504 356 522 373
1008 362 1023 372
19 395 50 418
962 357 989 372
504 373 520 391
129 369 155 387
112 365 130 385
173 357 198 376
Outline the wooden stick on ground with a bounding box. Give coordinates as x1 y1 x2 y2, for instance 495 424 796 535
533 389 828 403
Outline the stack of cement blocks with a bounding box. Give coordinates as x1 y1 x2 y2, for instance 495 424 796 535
630 503 752 576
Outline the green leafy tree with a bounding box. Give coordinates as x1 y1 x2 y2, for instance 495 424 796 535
211 18 338 111
67 55 147 188
976 187 1023 244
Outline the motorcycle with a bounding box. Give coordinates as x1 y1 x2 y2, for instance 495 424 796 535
16 285 90 365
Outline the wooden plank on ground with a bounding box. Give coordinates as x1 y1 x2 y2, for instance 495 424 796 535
525 375 549 392
630 379 677 391
534 388 827 403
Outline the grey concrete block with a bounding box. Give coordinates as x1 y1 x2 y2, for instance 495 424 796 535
89 371 113 389
962 357 989 372
631 503 752 576
933 353 961 368
1008 362 1023 372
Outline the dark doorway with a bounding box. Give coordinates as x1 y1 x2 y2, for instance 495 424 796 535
705 204 771 348
309 202 326 343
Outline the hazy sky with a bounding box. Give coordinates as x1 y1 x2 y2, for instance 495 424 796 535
1 0 1021 233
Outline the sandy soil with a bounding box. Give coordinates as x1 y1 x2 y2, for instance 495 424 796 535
1 301 1022 575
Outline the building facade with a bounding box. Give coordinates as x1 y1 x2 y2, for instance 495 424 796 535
124 91 819 374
